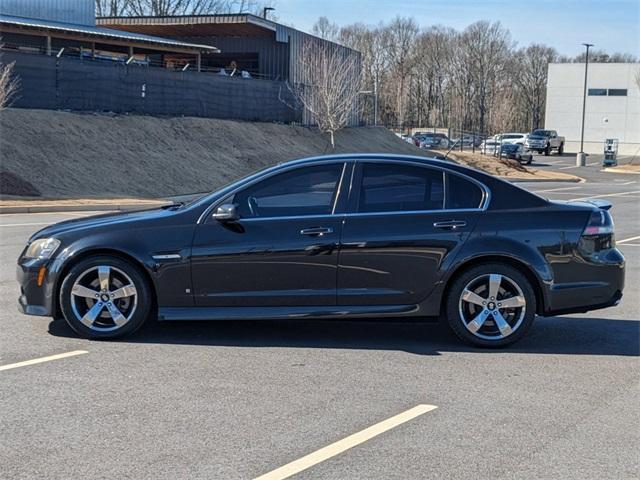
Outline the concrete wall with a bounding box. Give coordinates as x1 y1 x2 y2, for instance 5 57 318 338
545 63 640 156
0 0 95 26
5 51 299 123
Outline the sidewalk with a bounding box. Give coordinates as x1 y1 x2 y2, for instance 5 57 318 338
0 198 168 214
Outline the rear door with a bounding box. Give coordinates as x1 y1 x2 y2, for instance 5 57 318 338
337 160 487 306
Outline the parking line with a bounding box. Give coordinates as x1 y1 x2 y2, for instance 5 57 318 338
533 186 583 193
253 404 438 480
618 235 640 245
0 222 57 228
558 165 581 170
570 190 640 201
0 350 88 372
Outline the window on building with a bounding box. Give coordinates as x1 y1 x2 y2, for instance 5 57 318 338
588 88 607 96
608 89 628 96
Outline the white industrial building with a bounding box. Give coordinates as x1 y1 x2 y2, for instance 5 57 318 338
545 63 640 156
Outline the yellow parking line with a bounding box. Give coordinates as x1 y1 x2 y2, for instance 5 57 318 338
618 235 640 245
253 404 438 480
0 350 88 372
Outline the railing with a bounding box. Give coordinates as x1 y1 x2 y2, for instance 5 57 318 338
0 41 277 81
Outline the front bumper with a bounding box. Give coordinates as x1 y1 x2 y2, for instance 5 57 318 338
17 258 56 316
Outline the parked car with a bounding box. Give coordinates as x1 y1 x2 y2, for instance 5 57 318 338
525 129 565 156
418 132 450 149
499 133 529 146
480 135 501 155
17 154 624 347
500 143 533 164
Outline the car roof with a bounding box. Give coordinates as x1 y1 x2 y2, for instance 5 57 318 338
279 153 453 169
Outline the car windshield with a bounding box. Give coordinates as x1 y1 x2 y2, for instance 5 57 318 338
532 129 551 136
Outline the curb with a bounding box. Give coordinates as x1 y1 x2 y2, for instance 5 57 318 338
0 203 165 214
501 176 586 183
602 167 640 175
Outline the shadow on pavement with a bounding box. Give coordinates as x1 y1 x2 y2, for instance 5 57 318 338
48 315 640 357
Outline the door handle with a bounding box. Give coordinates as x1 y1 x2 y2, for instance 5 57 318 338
300 227 334 236
433 220 467 230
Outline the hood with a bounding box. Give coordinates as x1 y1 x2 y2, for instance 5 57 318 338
30 205 178 241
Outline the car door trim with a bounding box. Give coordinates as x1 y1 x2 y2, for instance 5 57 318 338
196 158 491 224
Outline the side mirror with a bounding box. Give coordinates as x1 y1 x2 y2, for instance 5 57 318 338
212 204 239 222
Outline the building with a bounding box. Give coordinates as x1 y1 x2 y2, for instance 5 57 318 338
98 14 362 125
0 1 361 125
545 63 640 156
0 0 218 68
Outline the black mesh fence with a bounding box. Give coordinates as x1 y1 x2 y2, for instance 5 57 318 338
4 51 300 123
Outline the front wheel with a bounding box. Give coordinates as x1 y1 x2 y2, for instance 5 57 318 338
59 255 152 339
544 145 551 156
445 263 536 347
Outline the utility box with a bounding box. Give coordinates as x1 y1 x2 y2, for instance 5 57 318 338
603 139 619 167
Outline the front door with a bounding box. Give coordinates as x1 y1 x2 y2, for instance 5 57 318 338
337 161 484 306
191 162 349 307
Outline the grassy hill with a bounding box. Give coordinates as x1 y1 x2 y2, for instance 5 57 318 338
0 109 427 199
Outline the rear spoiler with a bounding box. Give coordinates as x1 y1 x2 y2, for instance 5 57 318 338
584 199 612 211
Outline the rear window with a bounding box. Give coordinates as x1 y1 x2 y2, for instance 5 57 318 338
447 173 484 209
357 163 444 213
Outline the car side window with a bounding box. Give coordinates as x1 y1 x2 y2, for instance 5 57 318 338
357 163 444 213
446 173 484 209
232 163 343 218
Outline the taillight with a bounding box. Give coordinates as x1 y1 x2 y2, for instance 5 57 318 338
579 209 615 253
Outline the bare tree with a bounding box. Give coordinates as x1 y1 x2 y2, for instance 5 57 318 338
0 44 19 110
96 0 131 16
102 0 273 16
512 44 558 130
312 16 340 42
381 17 419 130
289 38 362 148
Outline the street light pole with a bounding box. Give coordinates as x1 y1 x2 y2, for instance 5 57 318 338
577 42 593 166
373 69 379 126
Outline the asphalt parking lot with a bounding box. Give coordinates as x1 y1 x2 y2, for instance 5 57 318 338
1 153 638 480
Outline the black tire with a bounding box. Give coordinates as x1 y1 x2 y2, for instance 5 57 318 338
544 144 550 156
59 255 152 339
445 263 536 348
526 157 533 165
558 143 564 155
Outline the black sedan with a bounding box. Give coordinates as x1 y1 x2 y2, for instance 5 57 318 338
17 154 625 347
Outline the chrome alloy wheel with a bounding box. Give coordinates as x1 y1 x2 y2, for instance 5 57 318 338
70 265 138 332
458 273 526 340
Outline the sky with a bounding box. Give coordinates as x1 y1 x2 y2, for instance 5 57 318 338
274 0 640 57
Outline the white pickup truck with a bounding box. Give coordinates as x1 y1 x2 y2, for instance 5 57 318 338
525 129 565 156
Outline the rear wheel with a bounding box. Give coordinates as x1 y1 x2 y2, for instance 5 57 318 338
59 255 151 339
558 143 564 155
445 263 536 347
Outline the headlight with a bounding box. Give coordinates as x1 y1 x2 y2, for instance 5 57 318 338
24 238 61 259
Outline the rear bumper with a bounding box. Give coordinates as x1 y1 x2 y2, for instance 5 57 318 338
544 248 625 316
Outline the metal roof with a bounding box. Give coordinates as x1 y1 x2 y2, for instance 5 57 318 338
98 13 277 30
0 14 219 52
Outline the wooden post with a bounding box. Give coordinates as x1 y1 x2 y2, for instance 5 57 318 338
128 46 134 59
46 35 52 56
197 53 201 72
91 42 95 59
